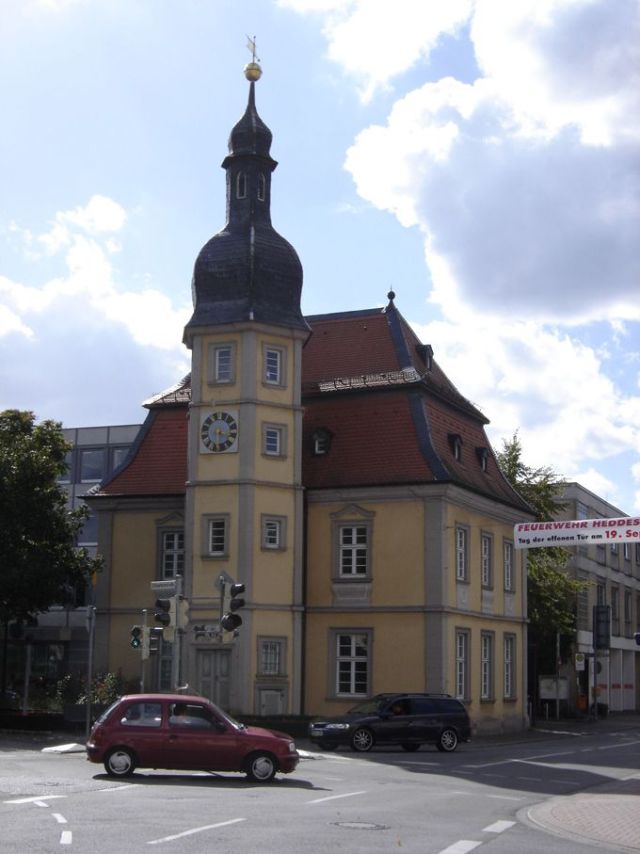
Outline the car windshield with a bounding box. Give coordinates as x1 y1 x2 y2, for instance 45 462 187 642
347 697 388 715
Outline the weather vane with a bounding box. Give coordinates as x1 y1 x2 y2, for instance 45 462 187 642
246 35 260 64
244 35 262 81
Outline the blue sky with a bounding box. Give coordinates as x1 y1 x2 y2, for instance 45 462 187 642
1 0 639 514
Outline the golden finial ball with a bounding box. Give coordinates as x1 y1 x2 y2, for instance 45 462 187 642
244 62 262 82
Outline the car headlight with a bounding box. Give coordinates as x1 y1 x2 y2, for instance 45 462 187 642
325 723 350 730
288 741 297 753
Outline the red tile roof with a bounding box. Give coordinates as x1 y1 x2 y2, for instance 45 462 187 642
92 305 529 512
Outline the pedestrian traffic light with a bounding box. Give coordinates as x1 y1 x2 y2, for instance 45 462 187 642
130 626 142 649
221 582 245 632
155 597 176 642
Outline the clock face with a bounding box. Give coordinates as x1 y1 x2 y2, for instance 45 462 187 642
200 411 238 453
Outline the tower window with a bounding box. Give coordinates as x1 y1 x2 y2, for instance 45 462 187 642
236 172 247 199
257 173 266 201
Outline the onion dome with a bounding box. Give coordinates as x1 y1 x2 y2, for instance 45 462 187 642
184 63 308 342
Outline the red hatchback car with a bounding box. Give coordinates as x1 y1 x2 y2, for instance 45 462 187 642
86 693 299 783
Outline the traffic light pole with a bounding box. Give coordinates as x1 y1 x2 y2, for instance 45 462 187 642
140 609 148 693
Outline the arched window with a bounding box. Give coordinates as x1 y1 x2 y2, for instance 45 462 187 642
257 173 266 201
236 172 247 199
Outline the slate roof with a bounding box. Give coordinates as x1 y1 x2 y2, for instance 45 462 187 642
93 303 529 514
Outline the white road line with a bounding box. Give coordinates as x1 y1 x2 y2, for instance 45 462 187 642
4 795 66 804
486 794 523 801
147 818 246 845
52 814 68 824
97 784 140 792
307 790 366 805
60 831 72 845
438 841 482 854
483 820 515 833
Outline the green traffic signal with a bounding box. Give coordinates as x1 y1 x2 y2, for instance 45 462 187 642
130 626 142 649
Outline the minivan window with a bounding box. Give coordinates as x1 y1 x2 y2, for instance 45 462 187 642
412 698 436 714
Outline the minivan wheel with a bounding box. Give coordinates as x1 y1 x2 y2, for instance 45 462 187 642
401 743 420 752
351 728 374 752
245 752 277 783
437 728 458 752
104 747 136 777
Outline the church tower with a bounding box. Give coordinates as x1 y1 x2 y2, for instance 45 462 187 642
183 59 309 714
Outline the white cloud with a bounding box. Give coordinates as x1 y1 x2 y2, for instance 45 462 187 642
0 197 190 353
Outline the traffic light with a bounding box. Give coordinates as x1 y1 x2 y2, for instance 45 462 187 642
220 582 245 632
130 626 142 649
155 597 176 643
176 596 189 630
141 626 151 660
634 632 640 646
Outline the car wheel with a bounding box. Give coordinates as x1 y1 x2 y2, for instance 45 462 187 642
245 752 277 783
351 728 374 752
319 743 339 751
401 742 420 752
436 728 458 752
104 747 136 777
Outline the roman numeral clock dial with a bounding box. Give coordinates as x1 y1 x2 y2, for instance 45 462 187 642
200 411 238 453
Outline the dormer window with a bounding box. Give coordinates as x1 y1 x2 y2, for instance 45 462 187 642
257 173 266 201
416 343 434 371
476 447 489 472
236 172 247 199
312 428 332 456
448 433 463 462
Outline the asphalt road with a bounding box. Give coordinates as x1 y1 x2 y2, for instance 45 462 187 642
1 723 639 853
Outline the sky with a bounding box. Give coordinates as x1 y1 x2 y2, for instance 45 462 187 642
1 0 639 514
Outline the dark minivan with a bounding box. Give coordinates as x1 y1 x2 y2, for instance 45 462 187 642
309 693 471 753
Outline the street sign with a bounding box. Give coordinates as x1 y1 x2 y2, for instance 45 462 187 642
150 580 177 596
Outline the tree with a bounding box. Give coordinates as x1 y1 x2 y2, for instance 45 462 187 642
0 410 102 626
497 433 585 677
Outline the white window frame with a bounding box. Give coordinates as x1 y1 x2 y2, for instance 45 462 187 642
263 345 286 386
503 540 514 592
481 533 493 588
339 525 369 578
455 526 468 582
504 634 516 699
208 343 235 385
334 630 370 697
258 637 286 676
261 515 286 551
455 629 469 701
202 513 229 560
262 423 286 457
161 530 184 579
481 632 494 700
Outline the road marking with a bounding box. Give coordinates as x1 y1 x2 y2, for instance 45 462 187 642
53 814 67 824
486 794 523 801
147 818 246 845
4 795 66 805
97 784 140 792
307 791 366 805
60 831 72 845
438 841 482 854
483 820 515 833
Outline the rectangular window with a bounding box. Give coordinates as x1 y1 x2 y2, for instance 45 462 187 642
162 531 184 579
481 534 492 588
208 343 236 385
336 632 369 696
208 518 227 556
624 589 632 637
80 448 105 482
259 639 284 676
111 446 129 472
455 527 468 581
262 423 286 457
481 633 494 700
455 630 469 700
611 587 619 635
596 583 606 606
503 541 514 591
262 516 286 550
504 635 515 699
264 346 284 385
340 526 368 577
